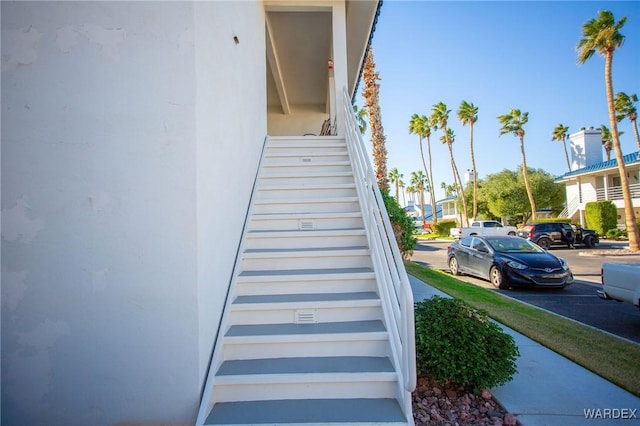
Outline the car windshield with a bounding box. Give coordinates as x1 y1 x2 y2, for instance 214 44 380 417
485 237 544 253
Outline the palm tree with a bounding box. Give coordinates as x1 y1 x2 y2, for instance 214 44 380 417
457 101 479 220
439 129 466 226
388 168 403 203
353 104 368 135
552 123 572 171
410 171 428 225
399 179 406 207
406 185 416 203
441 182 456 197
600 125 613 161
431 102 468 225
362 48 388 191
408 114 437 223
498 109 537 221
578 9 638 251
615 92 640 149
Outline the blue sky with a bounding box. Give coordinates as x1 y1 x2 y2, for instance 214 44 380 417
355 0 640 202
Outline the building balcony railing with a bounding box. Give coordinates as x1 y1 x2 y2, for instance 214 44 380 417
591 183 640 201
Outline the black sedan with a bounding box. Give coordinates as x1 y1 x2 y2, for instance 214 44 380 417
447 235 574 289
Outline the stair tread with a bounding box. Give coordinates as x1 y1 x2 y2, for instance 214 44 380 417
251 211 361 219
253 196 358 204
261 170 352 177
204 398 406 425
244 245 367 254
238 267 373 277
216 356 393 376
264 151 347 157
226 320 385 337
258 183 355 190
247 227 364 235
233 291 378 304
262 160 351 167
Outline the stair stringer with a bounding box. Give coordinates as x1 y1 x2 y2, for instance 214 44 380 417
195 137 270 425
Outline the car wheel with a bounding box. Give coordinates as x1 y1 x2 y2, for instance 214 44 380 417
537 237 551 249
508 231 516 236
490 266 507 289
584 235 595 248
449 257 460 276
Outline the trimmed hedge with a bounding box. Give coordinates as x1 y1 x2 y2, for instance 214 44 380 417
414 296 519 392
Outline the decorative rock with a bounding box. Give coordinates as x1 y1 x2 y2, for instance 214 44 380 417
412 375 509 425
504 413 518 425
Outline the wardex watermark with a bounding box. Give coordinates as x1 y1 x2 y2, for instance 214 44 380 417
584 408 637 420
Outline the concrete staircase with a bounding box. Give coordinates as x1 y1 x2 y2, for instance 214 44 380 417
197 136 411 425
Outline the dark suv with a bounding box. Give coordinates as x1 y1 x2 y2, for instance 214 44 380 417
516 222 599 249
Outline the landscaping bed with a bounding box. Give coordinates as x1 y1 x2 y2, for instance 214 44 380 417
412 376 517 425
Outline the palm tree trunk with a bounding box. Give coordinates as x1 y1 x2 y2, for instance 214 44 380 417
469 123 478 220
427 136 438 224
519 136 537 221
447 141 468 226
420 188 426 225
606 52 639 251
632 117 640 150
563 137 571 171
419 136 437 225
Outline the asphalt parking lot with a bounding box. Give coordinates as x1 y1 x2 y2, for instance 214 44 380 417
410 238 640 344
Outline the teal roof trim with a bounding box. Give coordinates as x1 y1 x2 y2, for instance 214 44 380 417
554 151 640 182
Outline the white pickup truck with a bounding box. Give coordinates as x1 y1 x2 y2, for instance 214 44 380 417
598 262 640 309
449 220 517 239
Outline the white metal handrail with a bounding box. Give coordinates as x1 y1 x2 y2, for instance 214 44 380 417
342 88 416 399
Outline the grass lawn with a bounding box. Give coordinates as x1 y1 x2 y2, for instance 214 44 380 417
405 261 640 397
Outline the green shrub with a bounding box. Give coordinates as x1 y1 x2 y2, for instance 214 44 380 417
606 228 620 239
381 190 417 260
585 201 617 235
532 217 571 224
414 296 519 392
433 219 457 237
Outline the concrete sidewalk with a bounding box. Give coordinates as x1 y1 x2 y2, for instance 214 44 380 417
408 274 640 425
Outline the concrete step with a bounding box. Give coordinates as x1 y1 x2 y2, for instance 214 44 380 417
204 398 408 425
234 272 377 296
244 227 368 249
260 170 355 185
229 291 381 324
249 211 364 231
251 196 360 214
221 320 390 360
255 183 357 200
241 246 372 270
263 151 349 165
212 356 397 402
261 160 352 174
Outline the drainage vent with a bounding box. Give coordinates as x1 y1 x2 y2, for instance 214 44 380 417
295 310 317 324
301 157 312 163
299 220 315 230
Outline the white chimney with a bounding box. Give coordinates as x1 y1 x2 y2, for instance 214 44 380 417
569 127 602 170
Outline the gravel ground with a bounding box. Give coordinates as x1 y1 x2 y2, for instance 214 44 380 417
412 376 518 426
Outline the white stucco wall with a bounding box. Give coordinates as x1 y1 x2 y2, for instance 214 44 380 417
1 1 266 424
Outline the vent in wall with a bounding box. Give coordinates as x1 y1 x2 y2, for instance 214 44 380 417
299 220 315 230
301 157 312 163
295 309 317 324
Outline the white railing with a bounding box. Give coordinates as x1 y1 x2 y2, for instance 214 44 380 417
342 88 417 403
594 183 640 201
560 195 580 218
